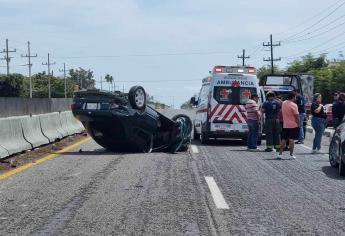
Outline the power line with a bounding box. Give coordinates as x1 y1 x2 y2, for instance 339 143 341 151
0 39 17 75
275 0 345 37
281 0 345 42
50 50 239 59
285 19 345 44
21 41 38 98
263 34 281 74
284 14 345 43
282 30 345 59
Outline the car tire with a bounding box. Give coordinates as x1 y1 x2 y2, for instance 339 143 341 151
329 138 339 168
200 131 208 144
129 86 146 111
339 149 345 176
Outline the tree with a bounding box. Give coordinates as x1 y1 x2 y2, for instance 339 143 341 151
0 74 24 97
104 74 114 91
287 54 328 73
257 65 282 85
69 67 95 89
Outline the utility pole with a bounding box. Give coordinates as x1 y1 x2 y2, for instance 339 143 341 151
100 76 103 90
263 34 281 74
21 41 37 98
1 39 16 75
59 63 67 98
237 49 250 67
42 53 56 98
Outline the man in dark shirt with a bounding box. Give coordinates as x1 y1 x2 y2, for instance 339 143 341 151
262 92 281 152
333 93 345 128
294 89 306 144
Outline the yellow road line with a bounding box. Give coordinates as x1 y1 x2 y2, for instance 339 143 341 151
0 136 92 181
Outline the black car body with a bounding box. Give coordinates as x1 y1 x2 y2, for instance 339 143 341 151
329 118 345 175
72 86 192 153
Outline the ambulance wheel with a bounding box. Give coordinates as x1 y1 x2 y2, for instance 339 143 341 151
200 131 208 144
129 86 146 110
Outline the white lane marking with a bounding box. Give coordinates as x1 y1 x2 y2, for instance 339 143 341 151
190 145 199 154
204 177 229 209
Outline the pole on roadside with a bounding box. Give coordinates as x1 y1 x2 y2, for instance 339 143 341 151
237 49 250 67
263 34 281 74
42 53 56 98
59 63 67 98
21 41 37 98
0 39 16 75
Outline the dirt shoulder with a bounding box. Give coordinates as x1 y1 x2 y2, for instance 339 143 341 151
0 133 87 174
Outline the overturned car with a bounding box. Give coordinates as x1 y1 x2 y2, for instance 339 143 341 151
71 86 192 153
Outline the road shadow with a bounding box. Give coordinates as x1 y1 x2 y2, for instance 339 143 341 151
263 158 295 161
57 148 118 156
192 139 245 147
321 166 345 180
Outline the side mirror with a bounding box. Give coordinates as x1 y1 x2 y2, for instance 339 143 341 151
190 97 197 106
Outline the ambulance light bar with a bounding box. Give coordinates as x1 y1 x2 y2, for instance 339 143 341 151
213 66 256 74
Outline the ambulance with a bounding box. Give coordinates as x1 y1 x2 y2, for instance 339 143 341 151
191 66 264 144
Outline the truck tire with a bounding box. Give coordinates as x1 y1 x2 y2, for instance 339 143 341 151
129 86 146 111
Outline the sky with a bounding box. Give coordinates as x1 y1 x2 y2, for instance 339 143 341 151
0 0 344 107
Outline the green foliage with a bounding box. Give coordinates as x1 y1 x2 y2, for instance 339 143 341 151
0 74 24 97
287 54 328 73
69 67 95 89
256 55 344 104
257 65 283 85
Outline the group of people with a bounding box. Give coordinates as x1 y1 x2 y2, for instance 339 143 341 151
245 90 344 159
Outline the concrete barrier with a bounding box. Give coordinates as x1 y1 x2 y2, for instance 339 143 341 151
0 117 32 155
52 112 69 137
66 111 84 133
20 115 50 148
59 111 75 136
39 113 64 142
0 145 9 159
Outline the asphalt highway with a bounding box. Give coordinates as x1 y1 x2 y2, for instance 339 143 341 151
1 128 344 235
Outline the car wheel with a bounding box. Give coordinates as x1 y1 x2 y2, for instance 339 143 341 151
200 131 208 144
129 86 146 110
329 138 339 168
339 149 345 176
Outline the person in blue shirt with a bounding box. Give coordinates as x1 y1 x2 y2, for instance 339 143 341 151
294 89 306 144
262 92 281 152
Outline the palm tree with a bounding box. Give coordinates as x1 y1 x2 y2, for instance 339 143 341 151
104 74 114 91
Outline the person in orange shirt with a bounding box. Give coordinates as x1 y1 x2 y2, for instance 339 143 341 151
278 92 299 159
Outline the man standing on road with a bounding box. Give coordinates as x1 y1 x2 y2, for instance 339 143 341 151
294 89 306 144
245 94 261 151
262 92 281 152
278 92 299 159
332 93 345 128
